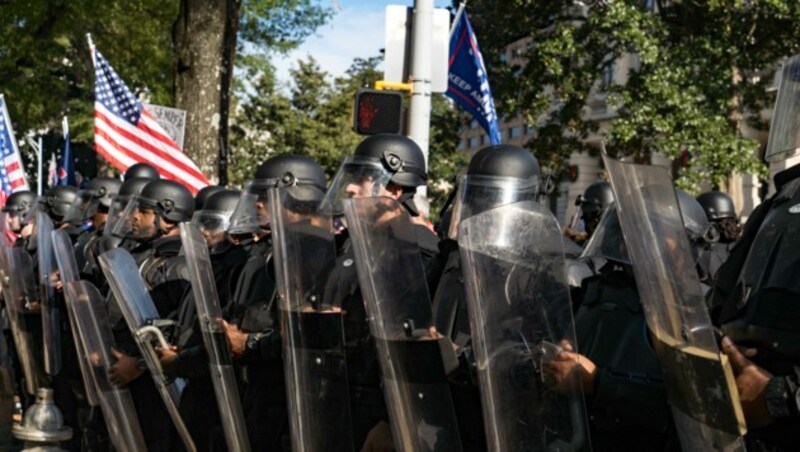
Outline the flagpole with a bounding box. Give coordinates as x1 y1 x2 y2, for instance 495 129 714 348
450 2 466 36
86 33 96 67
37 136 43 196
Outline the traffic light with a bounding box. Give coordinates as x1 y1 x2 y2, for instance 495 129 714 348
353 89 403 135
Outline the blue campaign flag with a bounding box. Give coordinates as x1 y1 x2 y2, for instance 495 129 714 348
446 7 502 145
57 116 76 186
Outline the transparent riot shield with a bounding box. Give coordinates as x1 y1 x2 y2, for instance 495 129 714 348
36 211 61 376
98 248 197 452
268 187 354 452
458 200 590 452
343 197 462 452
179 223 251 452
603 156 746 450
65 280 145 452
4 247 46 395
52 229 100 407
766 54 800 162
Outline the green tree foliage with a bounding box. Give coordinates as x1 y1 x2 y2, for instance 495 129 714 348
0 0 330 180
230 55 464 218
461 0 800 191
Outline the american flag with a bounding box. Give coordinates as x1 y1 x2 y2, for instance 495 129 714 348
91 48 209 194
0 95 29 244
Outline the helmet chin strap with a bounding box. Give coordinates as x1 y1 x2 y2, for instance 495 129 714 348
398 192 420 217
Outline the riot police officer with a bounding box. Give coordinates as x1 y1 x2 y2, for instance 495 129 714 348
565 181 615 247
696 190 741 282
547 190 715 451
709 53 800 448
107 178 195 451
428 144 540 452
317 134 441 450
2 190 37 240
194 185 225 211
223 154 327 451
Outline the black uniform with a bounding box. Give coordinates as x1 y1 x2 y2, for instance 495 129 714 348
427 238 486 452
574 264 679 451
712 163 800 451
172 240 248 452
109 235 188 452
226 237 289 451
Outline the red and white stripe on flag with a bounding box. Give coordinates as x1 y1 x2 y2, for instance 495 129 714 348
94 103 209 194
90 47 208 194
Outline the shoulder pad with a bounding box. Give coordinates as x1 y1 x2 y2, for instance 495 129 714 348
153 236 183 257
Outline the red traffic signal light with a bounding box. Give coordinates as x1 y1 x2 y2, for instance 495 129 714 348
353 89 403 135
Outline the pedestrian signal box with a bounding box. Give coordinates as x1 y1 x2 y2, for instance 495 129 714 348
353 89 403 135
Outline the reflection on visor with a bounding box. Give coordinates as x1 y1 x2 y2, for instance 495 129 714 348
191 211 231 233
63 191 100 225
580 205 631 265
228 181 273 234
448 174 540 240
319 157 393 215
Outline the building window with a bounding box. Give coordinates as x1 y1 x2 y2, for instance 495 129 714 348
470 119 479 129
644 0 654 11
499 53 508 63
468 136 479 148
526 125 536 136
510 126 522 138
481 134 490 145
602 62 614 90
457 140 465 151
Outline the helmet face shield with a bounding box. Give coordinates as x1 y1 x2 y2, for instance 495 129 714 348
448 174 540 239
581 204 631 265
110 194 158 240
104 196 129 240
319 156 393 216
21 198 46 226
62 190 100 226
227 179 275 235
191 210 232 246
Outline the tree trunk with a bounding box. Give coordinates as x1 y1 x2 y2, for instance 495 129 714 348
173 0 239 185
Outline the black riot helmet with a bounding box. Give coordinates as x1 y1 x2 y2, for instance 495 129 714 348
352 134 427 188
195 185 226 211
696 191 736 222
583 188 712 266
86 177 123 210
254 154 327 190
579 181 615 236
124 163 160 181
62 177 123 225
192 189 241 240
44 186 79 221
112 179 194 240
2 190 37 217
118 177 151 201
139 179 195 223
466 144 541 179
448 145 541 238
320 134 427 215
228 154 327 234
580 182 614 216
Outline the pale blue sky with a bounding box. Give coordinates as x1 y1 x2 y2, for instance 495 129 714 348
273 0 454 84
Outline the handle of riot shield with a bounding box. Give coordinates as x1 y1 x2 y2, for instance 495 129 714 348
138 325 171 350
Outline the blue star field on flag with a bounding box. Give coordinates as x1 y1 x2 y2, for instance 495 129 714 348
94 51 143 125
